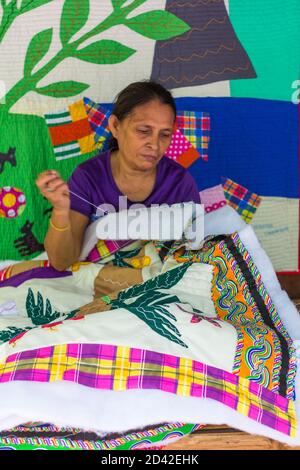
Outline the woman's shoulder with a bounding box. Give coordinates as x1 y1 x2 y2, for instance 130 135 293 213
154 157 200 204
158 156 193 179
159 156 187 173
75 150 110 173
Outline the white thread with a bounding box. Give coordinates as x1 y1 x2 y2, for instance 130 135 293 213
68 189 108 214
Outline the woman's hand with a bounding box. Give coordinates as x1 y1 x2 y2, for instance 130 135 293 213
35 170 70 213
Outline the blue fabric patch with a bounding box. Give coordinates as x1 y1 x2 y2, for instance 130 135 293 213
102 98 299 198
176 97 299 198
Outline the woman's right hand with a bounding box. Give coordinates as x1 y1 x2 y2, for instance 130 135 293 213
35 170 70 213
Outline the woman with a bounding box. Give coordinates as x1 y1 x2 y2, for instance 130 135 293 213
36 81 200 271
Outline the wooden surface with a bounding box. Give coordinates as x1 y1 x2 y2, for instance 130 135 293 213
165 299 300 451
164 426 300 450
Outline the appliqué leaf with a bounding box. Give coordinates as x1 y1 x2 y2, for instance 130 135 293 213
74 40 136 64
118 262 191 301
24 28 53 76
25 289 61 325
112 290 188 348
60 0 90 46
111 0 128 9
125 10 190 40
19 0 53 15
35 80 89 97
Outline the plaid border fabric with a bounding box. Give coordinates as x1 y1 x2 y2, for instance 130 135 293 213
222 177 261 223
0 344 296 437
0 265 13 281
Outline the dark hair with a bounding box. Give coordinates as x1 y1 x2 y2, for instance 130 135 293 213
108 80 176 150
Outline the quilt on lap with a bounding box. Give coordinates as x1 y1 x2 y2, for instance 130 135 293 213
0 234 297 437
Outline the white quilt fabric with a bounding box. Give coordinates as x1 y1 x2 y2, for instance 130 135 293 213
0 220 299 446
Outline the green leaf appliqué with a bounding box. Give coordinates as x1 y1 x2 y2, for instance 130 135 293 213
35 80 89 97
24 28 53 76
125 10 190 40
25 288 61 325
19 0 53 15
111 0 128 9
60 0 90 46
74 40 136 64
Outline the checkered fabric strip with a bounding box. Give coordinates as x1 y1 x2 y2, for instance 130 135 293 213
0 344 296 437
222 177 261 223
83 98 111 151
176 111 210 160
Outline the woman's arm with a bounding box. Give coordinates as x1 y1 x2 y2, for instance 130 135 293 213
44 209 89 271
36 170 89 271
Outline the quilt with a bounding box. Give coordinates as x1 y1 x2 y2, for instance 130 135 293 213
0 228 299 444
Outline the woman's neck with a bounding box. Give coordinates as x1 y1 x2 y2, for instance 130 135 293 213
110 150 157 201
111 150 156 181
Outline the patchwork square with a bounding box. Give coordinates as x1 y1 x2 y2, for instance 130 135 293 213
177 111 210 150
83 98 111 152
45 99 97 161
200 185 227 214
165 126 200 168
166 111 211 168
222 177 261 223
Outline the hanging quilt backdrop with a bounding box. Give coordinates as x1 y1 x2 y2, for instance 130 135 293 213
0 0 299 274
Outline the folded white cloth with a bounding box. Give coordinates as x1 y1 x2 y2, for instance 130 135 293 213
204 205 246 236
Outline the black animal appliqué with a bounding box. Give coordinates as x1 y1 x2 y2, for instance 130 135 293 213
14 220 44 256
0 147 16 174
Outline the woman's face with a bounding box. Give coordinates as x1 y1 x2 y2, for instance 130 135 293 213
109 99 175 171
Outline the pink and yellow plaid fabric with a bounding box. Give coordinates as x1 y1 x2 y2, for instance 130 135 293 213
0 344 296 437
222 177 261 223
